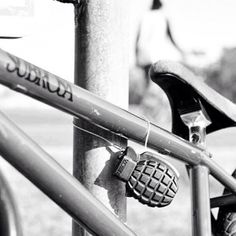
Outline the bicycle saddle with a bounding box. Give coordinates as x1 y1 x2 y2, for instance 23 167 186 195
149 61 236 140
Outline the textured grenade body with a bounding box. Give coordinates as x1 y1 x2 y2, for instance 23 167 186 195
127 158 178 207
114 147 179 208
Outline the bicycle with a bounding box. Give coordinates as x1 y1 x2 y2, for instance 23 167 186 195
0 44 236 236
1 2 236 236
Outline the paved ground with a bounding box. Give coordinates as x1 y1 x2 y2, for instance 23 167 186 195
0 103 236 236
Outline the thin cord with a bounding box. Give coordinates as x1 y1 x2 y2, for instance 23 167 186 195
73 123 123 151
73 118 151 151
144 117 151 151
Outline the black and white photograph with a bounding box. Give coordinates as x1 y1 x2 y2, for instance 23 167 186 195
0 0 236 235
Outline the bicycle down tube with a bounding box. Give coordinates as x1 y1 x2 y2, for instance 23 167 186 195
0 110 135 236
0 48 236 194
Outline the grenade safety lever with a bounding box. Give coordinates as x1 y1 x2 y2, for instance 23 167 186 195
114 147 179 208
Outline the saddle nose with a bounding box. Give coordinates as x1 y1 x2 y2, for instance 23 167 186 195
149 61 236 140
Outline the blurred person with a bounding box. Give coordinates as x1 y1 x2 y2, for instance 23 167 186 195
129 0 185 105
136 0 184 69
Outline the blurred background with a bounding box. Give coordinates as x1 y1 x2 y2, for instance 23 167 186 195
0 0 236 235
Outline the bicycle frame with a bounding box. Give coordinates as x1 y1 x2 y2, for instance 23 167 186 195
0 48 235 235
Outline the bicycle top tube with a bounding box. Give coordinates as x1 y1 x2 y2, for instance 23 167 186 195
1 48 236 201
0 48 210 164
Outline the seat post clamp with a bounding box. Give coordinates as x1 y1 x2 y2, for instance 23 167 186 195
180 109 211 148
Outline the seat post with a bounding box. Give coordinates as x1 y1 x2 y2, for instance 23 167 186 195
181 109 212 236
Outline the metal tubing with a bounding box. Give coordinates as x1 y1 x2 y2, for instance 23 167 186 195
0 169 23 236
182 110 212 236
190 165 211 236
1 49 236 194
211 194 236 208
0 111 136 236
0 48 204 165
202 157 236 193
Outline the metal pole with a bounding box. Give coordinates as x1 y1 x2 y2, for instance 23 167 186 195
73 1 129 235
